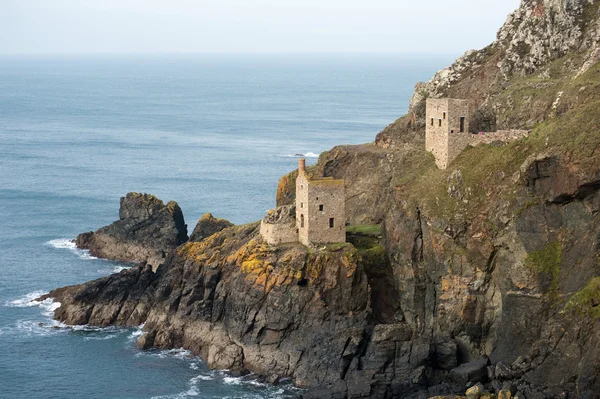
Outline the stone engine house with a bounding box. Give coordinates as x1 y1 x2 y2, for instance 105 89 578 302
425 98 471 169
260 158 346 246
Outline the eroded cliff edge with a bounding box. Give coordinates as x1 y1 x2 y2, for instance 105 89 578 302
43 1 600 398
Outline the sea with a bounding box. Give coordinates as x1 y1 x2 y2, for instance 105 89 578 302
0 54 454 399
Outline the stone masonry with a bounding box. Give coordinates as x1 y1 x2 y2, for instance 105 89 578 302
260 159 346 246
296 159 346 246
426 98 471 169
259 205 297 245
426 98 530 169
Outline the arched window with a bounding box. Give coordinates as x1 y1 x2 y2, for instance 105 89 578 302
300 214 305 228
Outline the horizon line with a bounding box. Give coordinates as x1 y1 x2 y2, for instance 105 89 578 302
0 50 465 57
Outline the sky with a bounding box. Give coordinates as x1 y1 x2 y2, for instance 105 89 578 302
2 0 522 54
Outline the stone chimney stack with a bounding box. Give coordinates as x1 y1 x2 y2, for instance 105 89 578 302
298 158 306 174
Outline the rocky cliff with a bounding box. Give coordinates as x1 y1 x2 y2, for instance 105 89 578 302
75 192 188 271
42 1 600 398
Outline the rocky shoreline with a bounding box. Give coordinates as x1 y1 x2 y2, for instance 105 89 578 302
40 0 600 398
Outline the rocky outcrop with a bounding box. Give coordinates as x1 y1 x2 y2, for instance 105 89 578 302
189 213 233 242
42 1 600 398
75 193 188 270
45 225 437 397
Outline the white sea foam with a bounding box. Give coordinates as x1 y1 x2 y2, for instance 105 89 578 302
83 333 121 341
136 348 192 360
128 325 144 341
189 373 214 382
5 291 48 308
97 265 130 274
281 151 320 158
222 376 243 385
46 238 98 260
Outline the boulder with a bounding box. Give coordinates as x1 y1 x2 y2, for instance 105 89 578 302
435 339 458 371
450 358 490 386
189 213 233 242
465 383 484 399
75 192 188 270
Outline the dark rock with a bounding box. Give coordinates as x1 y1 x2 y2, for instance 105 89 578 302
435 339 458 371
502 382 517 395
189 213 233 242
494 362 513 380
450 358 490 386
136 331 156 350
75 192 188 270
491 380 503 393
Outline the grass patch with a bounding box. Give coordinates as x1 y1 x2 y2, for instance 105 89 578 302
525 241 562 298
564 277 600 318
346 224 383 237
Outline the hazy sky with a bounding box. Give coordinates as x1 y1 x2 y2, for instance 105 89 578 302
2 0 521 54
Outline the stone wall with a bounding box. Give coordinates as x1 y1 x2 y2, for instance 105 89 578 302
426 98 471 169
303 179 346 245
425 98 449 163
470 129 529 146
260 205 297 245
296 172 311 246
259 221 297 245
296 170 345 246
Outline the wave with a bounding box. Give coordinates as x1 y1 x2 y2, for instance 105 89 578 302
5 290 60 316
46 238 98 260
135 348 192 360
128 325 144 342
97 265 130 274
281 151 320 158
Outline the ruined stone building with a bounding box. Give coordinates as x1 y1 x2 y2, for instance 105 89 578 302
425 98 471 169
260 159 346 246
426 98 529 169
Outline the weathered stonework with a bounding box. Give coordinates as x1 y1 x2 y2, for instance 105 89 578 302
260 159 346 246
296 161 346 246
427 99 530 169
426 98 471 169
259 205 297 245
470 129 530 146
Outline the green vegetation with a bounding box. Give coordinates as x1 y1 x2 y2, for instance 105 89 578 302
515 198 542 217
346 224 382 237
346 224 386 269
564 277 600 318
392 55 600 225
525 241 563 298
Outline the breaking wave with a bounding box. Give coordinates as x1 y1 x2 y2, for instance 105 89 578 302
46 238 98 260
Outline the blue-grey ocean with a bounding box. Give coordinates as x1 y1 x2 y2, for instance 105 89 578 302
0 54 452 399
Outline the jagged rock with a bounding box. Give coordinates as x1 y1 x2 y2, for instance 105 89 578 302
493 362 514 380
75 192 188 270
41 1 600 397
189 213 233 242
435 339 458 371
450 358 490 386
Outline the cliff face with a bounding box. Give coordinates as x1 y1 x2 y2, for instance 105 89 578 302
46 221 419 396
43 1 600 398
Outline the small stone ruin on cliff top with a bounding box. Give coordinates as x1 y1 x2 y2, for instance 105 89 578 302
426 98 529 169
260 158 346 246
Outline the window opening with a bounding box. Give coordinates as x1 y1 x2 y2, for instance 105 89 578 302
319 204 324 211
300 214 305 228
460 117 465 133
329 218 334 228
